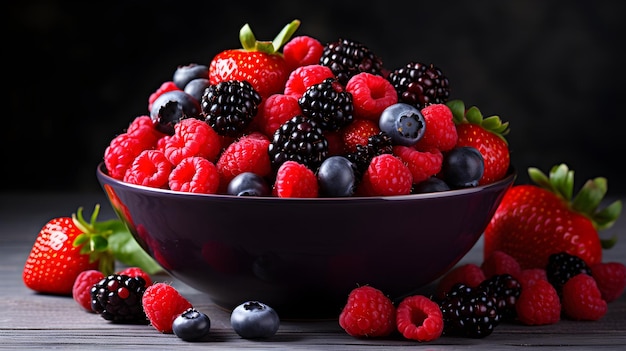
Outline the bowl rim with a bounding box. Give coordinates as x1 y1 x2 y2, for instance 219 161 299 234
96 161 516 202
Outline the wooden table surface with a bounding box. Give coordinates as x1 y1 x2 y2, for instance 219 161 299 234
1 192 625 350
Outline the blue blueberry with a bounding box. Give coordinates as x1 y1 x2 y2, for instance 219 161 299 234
378 103 426 146
150 90 201 135
230 301 280 339
172 308 211 341
184 78 210 102
317 156 356 197
173 63 209 89
227 172 271 197
413 177 451 194
441 146 484 188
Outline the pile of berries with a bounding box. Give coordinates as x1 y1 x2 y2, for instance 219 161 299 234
102 19 511 198
338 250 626 341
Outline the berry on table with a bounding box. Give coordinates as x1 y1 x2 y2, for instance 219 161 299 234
545 251 592 296
515 279 561 326
90 274 148 323
230 301 280 339
561 273 607 321
142 282 193 333
481 250 522 280
172 308 212 341
439 284 500 338
339 285 396 338
590 261 626 302
436 263 486 300
396 295 443 342
72 269 105 312
116 266 152 287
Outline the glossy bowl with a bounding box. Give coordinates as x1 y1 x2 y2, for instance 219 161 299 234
97 162 515 319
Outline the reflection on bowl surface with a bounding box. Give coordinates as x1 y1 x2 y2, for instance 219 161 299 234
97 162 515 319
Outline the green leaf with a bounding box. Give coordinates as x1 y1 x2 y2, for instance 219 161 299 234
108 226 163 275
465 106 483 124
594 200 622 230
239 23 257 51
272 19 301 52
446 99 466 123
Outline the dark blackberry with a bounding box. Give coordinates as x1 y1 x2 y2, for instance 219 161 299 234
298 78 354 131
478 274 522 321
319 38 384 85
546 251 592 295
201 80 262 137
346 132 393 180
90 274 148 324
387 62 450 109
439 284 500 338
268 115 328 171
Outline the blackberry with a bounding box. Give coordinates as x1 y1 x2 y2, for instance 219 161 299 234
439 284 500 338
546 251 592 294
268 115 328 171
90 274 148 323
201 80 262 137
319 38 384 85
346 132 393 180
479 274 522 321
298 78 354 131
387 62 450 109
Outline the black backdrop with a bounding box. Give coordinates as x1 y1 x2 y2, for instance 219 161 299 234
5 1 625 194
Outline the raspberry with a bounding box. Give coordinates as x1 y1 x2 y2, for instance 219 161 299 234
116 266 153 287
272 160 318 198
515 279 561 325
283 64 335 97
341 119 380 154
481 250 522 280
358 154 413 196
283 35 324 71
396 295 443 342
414 104 458 152
338 286 396 338
392 146 443 184
163 118 221 165
436 263 486 299
169 156 220 194
517 268 548 289
126 115 167 144
590 262 626 302
254 94 302 138
72 269 105 312
216 134 272 190
561 273 607 321
104 132 155 180
123 149 173 188
345 72 397 121
148 81 180 112
142 282 193 333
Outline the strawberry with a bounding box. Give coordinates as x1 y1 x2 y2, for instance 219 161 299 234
484 163 622 270
209 20 300 101
447 99 510 185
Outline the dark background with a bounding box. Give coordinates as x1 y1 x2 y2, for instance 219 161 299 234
5 0 625 194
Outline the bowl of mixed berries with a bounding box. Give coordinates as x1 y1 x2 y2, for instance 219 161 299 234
97 19 515 318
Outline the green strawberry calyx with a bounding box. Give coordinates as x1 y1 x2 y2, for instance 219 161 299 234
528 163 622 249
239 19 301 54
446 99 510 144
72 204 162 276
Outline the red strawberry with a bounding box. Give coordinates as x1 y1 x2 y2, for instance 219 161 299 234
341 119 380 154
447 100 510 185
209 20 300 101
484 164 621 269
23 205 116 295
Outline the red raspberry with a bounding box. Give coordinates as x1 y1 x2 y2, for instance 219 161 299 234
254 94 302 138
169 156 220 194
123 149 172 188
414 104 458 152
283 64 335 97
396 295 443 342
127 115 167 144
515 279 561 325
481 250 522 280
517 268 548 289
341 119 380 153
216 134 272 190
339 286 396 338
590 262 626 302
116 266 153 287
392 146 443 184
148 81 180 112
345 72 397 121
142 282 193 333
72 269 105 312
272 160 318 198
561 273 607 321
436 263 486 299
104 132 155 180
163 118 221 165
283 35 324 71
358 154 413 196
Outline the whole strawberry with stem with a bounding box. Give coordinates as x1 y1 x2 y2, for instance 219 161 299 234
484 163 621 269
447 99 510 185
209 19 300 101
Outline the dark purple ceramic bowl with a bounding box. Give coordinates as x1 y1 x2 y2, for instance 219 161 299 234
97 162 515 318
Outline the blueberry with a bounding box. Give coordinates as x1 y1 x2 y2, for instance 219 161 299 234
230 301 280 339
227 172 271 197
413 176 451 194
172 308 211 341
150 90 201 135
441 146 484 188
317 156 356 197
184 78 210 102
173 63 209 89
378 103 426 146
